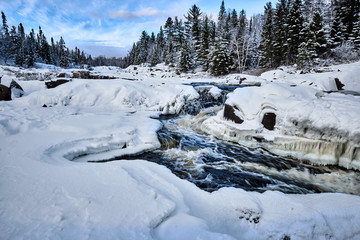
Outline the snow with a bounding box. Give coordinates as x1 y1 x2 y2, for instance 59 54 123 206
202 62 360 170
1 62 360 239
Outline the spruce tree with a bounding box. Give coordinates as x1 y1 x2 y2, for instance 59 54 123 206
178 41 192 72
259 2 274 67
272 0 291 67
199 15 211 70
309 7 327 57
1 11 10 64
287 0 304 64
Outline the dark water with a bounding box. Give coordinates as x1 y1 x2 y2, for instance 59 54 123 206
121 115 335 193
109 84 360 195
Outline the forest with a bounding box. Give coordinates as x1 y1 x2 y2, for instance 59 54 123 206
0 0 360 74
125 0 360 74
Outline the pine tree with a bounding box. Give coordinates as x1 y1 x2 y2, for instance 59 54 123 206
230 9 238 29
1 11 10 64
178 41 192 72
58 36 68 67
272 0 291 67
297 32 317 69
184 4 202 65
287 0 304 64
329 1 345 49
259 2 274 67
137 30 150 63
209 1 230 75
199 15 211 71
173 17 185 53
309 7 327 57
209 37 229 75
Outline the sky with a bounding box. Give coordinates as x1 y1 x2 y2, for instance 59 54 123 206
1 0 277 57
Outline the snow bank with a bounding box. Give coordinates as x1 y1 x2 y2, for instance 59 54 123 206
1 62 360 239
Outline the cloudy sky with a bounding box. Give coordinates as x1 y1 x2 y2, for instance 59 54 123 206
1 0 276 57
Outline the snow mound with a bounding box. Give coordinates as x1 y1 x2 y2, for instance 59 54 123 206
202 82 360 170
12 79 199 114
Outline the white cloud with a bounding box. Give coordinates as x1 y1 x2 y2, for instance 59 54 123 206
110 7 161 19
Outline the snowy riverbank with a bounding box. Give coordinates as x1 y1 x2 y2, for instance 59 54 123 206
1 62 360 239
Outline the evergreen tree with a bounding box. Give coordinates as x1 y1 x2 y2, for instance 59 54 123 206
329 1 345 49
178 40 192 72
209 37 229 75
209 1 230 75
173 17 185 52
1 11 10 64
297 32 317 69
184 4 202 65
287 0 304 64
199 15 211 70
137 30 150 63
309 7 327 56
272 0 291 66
259 2 274 67
230 9 238 29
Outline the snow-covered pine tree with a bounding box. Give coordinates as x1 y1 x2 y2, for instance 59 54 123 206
230 9 238 29
272 0 291 67
173 17 185 53
209 1 230 75
258 2 274 68
353 13 360 49
178 40 192 72
199 15 211 71
246 15 262 69
163 17 176 66
309 7 327 57
137 30 150 64
157 26 165 58
287 0 304 64
1 11 10 64
184 4 202 66
58 36 69 68
329 1 345 49
297 31 318 69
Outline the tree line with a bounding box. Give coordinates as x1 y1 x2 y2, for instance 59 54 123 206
1 0 360 72
125 0 360 74
0 12 96 68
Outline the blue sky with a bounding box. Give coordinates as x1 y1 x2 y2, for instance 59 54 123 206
1 0 276 57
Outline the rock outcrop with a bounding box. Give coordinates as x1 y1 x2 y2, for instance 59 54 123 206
45 79 70 89
261 113 276 130
0 84 11 101
10 80 24 98
223 104 243 124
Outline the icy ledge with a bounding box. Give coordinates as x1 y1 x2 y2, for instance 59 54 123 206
201 82 360 170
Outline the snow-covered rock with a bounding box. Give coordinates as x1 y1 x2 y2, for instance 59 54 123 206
202 81 360 170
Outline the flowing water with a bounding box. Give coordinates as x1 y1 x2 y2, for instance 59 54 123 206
121 110 360 194
116 83 360 195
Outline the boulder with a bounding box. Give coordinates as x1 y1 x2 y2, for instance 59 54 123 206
223 104 244 124
261 113 276 130
10 80 24 98
45 79 70 89
57 73 66 78
72 70 89 79
0 84 12 101
335 78 344 90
